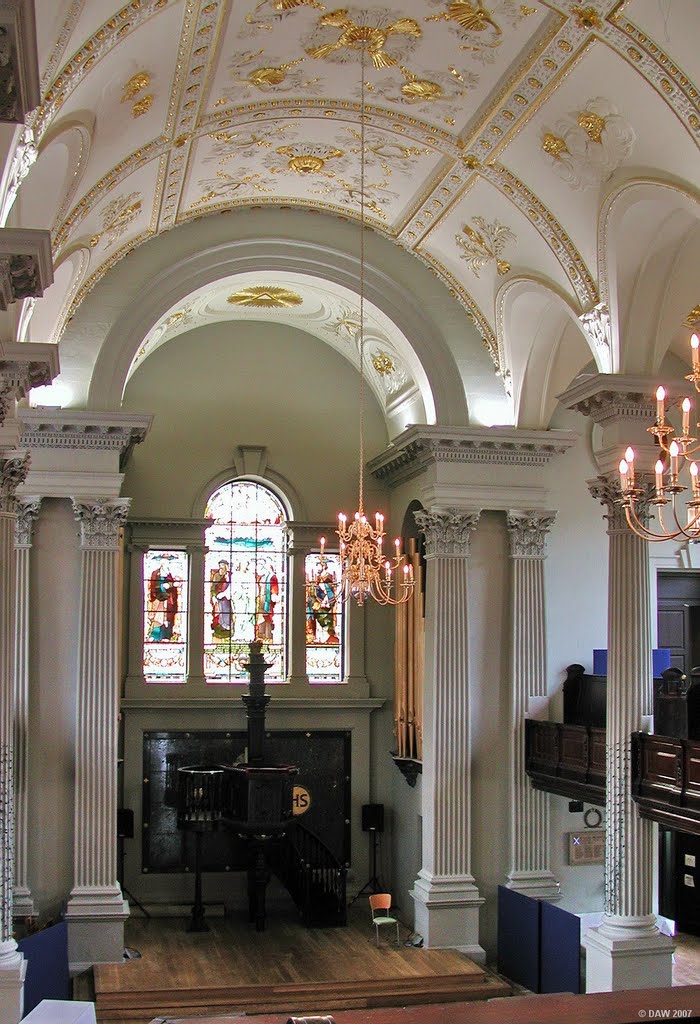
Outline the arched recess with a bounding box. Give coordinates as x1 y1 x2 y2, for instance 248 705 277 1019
20 112 94 231
66 209 470 425
599 177 700 375
29 245 90 351
496 277 596 429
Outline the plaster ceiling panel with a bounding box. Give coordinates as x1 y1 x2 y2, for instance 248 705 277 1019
18 133 73 231
203 0 557 139
35 0 77 80
64 159 160 268
500 39 698 276
29 246 90 353
180 116 444 229
419 175 573 329
621 0 700 87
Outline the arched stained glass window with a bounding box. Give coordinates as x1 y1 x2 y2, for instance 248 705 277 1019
204 480 288 682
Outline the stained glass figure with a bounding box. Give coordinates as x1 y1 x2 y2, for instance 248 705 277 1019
204 480 287 682
143 549 188 682
305 551 344 682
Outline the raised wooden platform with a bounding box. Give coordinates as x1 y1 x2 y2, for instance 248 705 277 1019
92 909 511 1023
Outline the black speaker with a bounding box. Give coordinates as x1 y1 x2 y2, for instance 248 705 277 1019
117 808 134 839
361 803 384 832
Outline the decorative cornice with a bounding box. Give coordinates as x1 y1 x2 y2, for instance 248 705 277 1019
18 409 152 468
73 498 131 550
414 507 481 558
0 450 29 513
0 342 59 424
506 509 557 559
369 425 577 487
0 0 40 123
0 228 53 308
557 373 662 425
14 495 40 546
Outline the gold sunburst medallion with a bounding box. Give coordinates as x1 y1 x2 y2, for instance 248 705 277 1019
372 353 395 375
227 286 304 308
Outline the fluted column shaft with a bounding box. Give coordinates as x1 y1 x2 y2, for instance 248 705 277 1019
583 478 673 991
410 508 484 957
506 510 559 898
12 499 40 918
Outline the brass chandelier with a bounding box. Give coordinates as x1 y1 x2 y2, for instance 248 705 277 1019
619 331 700 541
332 38 413 607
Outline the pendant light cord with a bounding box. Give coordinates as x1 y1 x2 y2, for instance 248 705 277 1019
358 38 366 515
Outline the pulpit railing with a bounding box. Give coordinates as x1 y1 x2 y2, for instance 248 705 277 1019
272 821 347 927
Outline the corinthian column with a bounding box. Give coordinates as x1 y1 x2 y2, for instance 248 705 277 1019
410 508 484 959
583 477 673 991
65 498 131 969
506 510 560 899
0 454 29 1024
12 498 41 919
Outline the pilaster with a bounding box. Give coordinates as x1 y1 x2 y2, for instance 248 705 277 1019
12 496 40 918
0 453 28 1024
65 498 131 970
410 507 484 959
505 510 560 900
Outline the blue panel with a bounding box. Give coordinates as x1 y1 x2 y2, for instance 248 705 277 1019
594 648 671 676
593 649 607 675
18 921 70 1015
497 886 540 991
540 901 581 994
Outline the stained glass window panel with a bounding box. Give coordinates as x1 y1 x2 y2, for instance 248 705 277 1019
204 481 287 683
305 552 344 683
143 549 188 683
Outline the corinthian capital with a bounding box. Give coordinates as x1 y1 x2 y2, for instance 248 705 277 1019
14 496 41 546
0 452 29 513
72 498 131 550
588 474 654 536
506 509 557 558
414 507 481 557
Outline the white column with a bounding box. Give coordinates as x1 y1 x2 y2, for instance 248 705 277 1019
410 508 484 960
505 510 560 899
64 498 131 970
583 478 673 991
0 454 29 1024
12 497 40 919
186 541 206 686
286 533 309 688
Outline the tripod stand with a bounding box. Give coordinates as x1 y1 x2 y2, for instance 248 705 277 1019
350 828 384 905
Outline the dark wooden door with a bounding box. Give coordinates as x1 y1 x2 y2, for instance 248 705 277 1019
657 573 700 675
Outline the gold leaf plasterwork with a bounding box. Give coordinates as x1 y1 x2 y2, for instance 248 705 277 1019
542 132 568 159
122 72 151 102
273 0 325 9
577 110 605 142
227 286 304 308
685 305 700 327
372 352 395 375
132 94 154 118
571 6 601 31
100 191 142 247
428 1 501 35
276 144 344 174
306 10 421 69
456 216 515 277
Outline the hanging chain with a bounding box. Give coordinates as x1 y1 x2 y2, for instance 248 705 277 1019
358 37 366 515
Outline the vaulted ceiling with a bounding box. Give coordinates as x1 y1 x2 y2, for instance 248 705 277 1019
12 0 700 426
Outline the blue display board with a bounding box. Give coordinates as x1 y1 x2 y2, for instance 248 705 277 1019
497 886 540 991
540 900 581 994
18 921 71 1016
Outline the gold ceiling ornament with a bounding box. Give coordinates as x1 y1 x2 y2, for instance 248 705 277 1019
132 95 154 118
121 71 151 102
307 10 421 69
399 66 443 102
520 4 537 14
542 132 568 159
456 216 515 278
100 191 142 247
427 1 501 41
372 352 395 376
332 35 413 609
247 57 306 87
685 305 700 327
276 144 345 174
273 0 325 8
227 286 304 307
577 109 606 143
571 5 601 31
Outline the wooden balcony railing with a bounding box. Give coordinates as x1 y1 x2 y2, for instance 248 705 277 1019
525 719 605 806
632 732 700 836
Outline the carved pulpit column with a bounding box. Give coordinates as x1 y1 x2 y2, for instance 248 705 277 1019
505 509 560 899
410 507 484 959
12 497 40 919
0 454 29 1023
65 498 131 969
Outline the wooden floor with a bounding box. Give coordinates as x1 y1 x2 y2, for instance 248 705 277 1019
92 907 511 1023
673 931 700 986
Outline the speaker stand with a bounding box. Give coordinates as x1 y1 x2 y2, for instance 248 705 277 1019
349 830 384 905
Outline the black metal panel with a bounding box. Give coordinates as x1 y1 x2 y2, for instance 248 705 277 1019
142 730 350 873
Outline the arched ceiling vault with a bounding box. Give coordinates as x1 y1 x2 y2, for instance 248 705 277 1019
9 0 700 429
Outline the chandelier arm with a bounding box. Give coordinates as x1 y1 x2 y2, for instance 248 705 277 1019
669 491 700 540
624 501 685 542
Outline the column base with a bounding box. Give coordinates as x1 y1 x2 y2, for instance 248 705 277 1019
506 870 561 901
12 886 35 920
65 890 130 970
583 914 675 992
410 871 485 962
0 942 27 1024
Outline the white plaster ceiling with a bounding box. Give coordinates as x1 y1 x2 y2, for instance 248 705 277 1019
13 0 700 426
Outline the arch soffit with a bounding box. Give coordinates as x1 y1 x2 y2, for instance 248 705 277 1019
597 176 700 372
87 236 469 426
